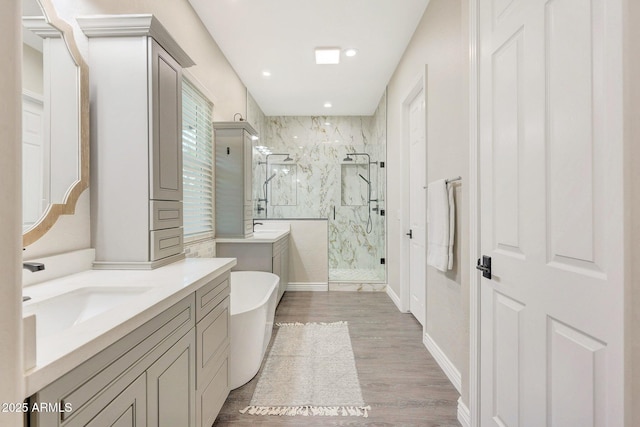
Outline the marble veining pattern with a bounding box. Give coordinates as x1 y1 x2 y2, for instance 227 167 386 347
247 92 387 281
328 283 387 292
329 268 386 282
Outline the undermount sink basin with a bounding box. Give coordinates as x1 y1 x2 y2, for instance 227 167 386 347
23 287 151 340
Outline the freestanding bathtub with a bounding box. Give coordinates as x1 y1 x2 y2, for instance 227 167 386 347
229 271 280 390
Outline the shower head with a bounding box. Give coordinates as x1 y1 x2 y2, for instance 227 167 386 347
343 154 354 162
267 153 293 162
264 173 277 185
358 173 371 185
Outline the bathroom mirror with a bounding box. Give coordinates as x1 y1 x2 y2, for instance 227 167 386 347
21 0 89 246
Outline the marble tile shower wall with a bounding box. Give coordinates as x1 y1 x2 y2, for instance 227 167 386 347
247 92 387 279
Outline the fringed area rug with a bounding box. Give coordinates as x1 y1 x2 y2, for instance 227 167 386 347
240 321 371 418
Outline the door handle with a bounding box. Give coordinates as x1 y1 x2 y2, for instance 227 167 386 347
406 230 413 239
476 256 492 279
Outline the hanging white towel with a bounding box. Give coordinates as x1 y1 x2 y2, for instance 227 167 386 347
447 180 455 270
426 179 455 271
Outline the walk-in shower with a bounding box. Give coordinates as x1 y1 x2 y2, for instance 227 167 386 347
248 91 387 285
343 152 379 234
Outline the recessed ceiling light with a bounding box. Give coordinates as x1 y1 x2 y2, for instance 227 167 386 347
315 48 340 65
262 70 271 77
324 102 332 108
324 122 331 126
344 48 358 57
293 136 298 139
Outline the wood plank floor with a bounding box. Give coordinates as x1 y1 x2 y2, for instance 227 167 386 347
214 291 461 426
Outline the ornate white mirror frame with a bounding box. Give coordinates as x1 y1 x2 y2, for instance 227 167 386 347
22 0 89 247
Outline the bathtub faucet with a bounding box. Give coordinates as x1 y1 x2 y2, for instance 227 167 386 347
253 221 263 232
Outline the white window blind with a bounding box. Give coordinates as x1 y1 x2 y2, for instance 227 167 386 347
182 79 214 238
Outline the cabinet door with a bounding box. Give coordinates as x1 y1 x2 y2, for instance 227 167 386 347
147 330 196 427
150 39 182 201
272 250 282 279
243 132 253 207
84 374 147 427
279 241 289 302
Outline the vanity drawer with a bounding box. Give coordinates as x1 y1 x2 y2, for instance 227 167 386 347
150 200 183 230
150 227 183 261
195 271 229 322
196 297 229 390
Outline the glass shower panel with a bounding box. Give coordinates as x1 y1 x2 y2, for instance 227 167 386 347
247 91 387 284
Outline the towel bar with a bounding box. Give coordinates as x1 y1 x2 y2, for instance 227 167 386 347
423 176 462 189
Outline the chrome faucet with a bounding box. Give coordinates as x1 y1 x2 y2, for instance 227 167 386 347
253 221 263 232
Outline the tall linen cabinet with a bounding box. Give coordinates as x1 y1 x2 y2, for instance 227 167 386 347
79 15 194 269
214 122 257 238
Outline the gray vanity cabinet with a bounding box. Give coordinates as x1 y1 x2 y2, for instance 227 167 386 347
78 15 194 269
271 237 290 303
147 331 196 426
83 374 147 427
216 235 290 303
214 122 258 238
29 271 231 427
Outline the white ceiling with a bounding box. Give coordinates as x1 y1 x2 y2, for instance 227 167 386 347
188 0 431 116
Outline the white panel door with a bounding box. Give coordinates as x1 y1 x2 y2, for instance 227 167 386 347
478 0 624 425
409 89 426 326
22 94 47 229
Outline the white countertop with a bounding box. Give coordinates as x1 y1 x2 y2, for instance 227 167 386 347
216 228 290 244
22 257 236 396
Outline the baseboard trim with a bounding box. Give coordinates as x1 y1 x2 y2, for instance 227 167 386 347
423 332 462 394
386 286 407 312
457 397 471 427
287 282 329 291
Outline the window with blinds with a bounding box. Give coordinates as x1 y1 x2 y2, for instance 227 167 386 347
182 79 214 238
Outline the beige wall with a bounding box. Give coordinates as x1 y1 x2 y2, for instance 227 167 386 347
0 1 25 425
386 0 469 405
23 0 247 259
